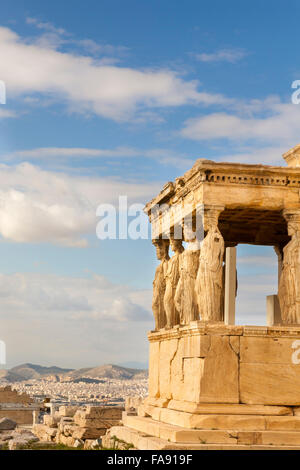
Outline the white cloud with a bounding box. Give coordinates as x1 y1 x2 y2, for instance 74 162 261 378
180 99 300 153
194 48 247 63
0 271 152 321
26 17 66 36
26 17 128 58
0 271 153 367
1 146 194 169
0 26 228 121
215 145 287 165
0 162 160 246
0 108 15 118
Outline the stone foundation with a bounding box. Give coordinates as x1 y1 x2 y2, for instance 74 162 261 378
103 323 300 449
148 322 300 407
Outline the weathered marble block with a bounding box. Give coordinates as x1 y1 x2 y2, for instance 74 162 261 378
148 323 300 407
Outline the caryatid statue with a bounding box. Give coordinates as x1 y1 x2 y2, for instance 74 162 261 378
164 235 184 328
278 212 300 324
175 220 201 325
195 207 225 322
152 238 170 330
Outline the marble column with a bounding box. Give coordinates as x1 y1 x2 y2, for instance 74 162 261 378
224 246 237 325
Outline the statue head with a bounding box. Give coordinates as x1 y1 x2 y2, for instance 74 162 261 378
285 212 300 238
203 212 219 232
170 237 184 254
288 221 299 238
153 238 169 261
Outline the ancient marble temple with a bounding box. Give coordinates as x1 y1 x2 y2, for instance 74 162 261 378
104 145 300 450
146 145 300 330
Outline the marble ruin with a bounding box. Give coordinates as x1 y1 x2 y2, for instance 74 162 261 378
104 144 300 449
33 404 123 449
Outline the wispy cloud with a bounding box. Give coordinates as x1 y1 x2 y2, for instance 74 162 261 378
180 97 300 154
26 17 128 58
0 26 229 122
26 17 67 35
1 146 194 169
194 48 247 63
0 108 15 119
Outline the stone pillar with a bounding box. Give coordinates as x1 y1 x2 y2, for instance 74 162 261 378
274 245 283 288
224 247 237 325
278 210 300 324
33 410 39 424
49 402 55 416
195 205 225 322
266 295 282 326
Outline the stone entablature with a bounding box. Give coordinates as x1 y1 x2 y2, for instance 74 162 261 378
145 160 300 217
145 160 300 250
148 322 300 341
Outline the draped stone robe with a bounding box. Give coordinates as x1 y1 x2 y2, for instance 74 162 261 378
152 259 168 330
195 228 224 322
279 233 300 324
175 244 200 325
164 252 182 328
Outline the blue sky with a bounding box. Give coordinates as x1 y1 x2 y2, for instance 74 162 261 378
0 0 298 368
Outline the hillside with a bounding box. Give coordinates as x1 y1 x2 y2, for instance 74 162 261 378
9 363 74 381
0 363 147 382
65 364 148 381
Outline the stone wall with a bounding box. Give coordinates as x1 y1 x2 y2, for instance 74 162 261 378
148 322 300 407
0 409 35 424
0 386 39 425
0 386 33 404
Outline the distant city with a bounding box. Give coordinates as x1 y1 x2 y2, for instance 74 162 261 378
0 363 148 406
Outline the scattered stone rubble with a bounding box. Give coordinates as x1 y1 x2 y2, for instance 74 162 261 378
0 418 39 450
0 417 17 430
33 405 123 449
102 396 142 449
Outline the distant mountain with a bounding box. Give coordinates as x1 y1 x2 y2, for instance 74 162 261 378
0 369 25 382
1 363 147 382
9 363 74 381
65 364 148 381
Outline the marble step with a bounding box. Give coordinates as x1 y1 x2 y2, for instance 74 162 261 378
123 414 300 445
139 404 300 431
103 425 300 450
